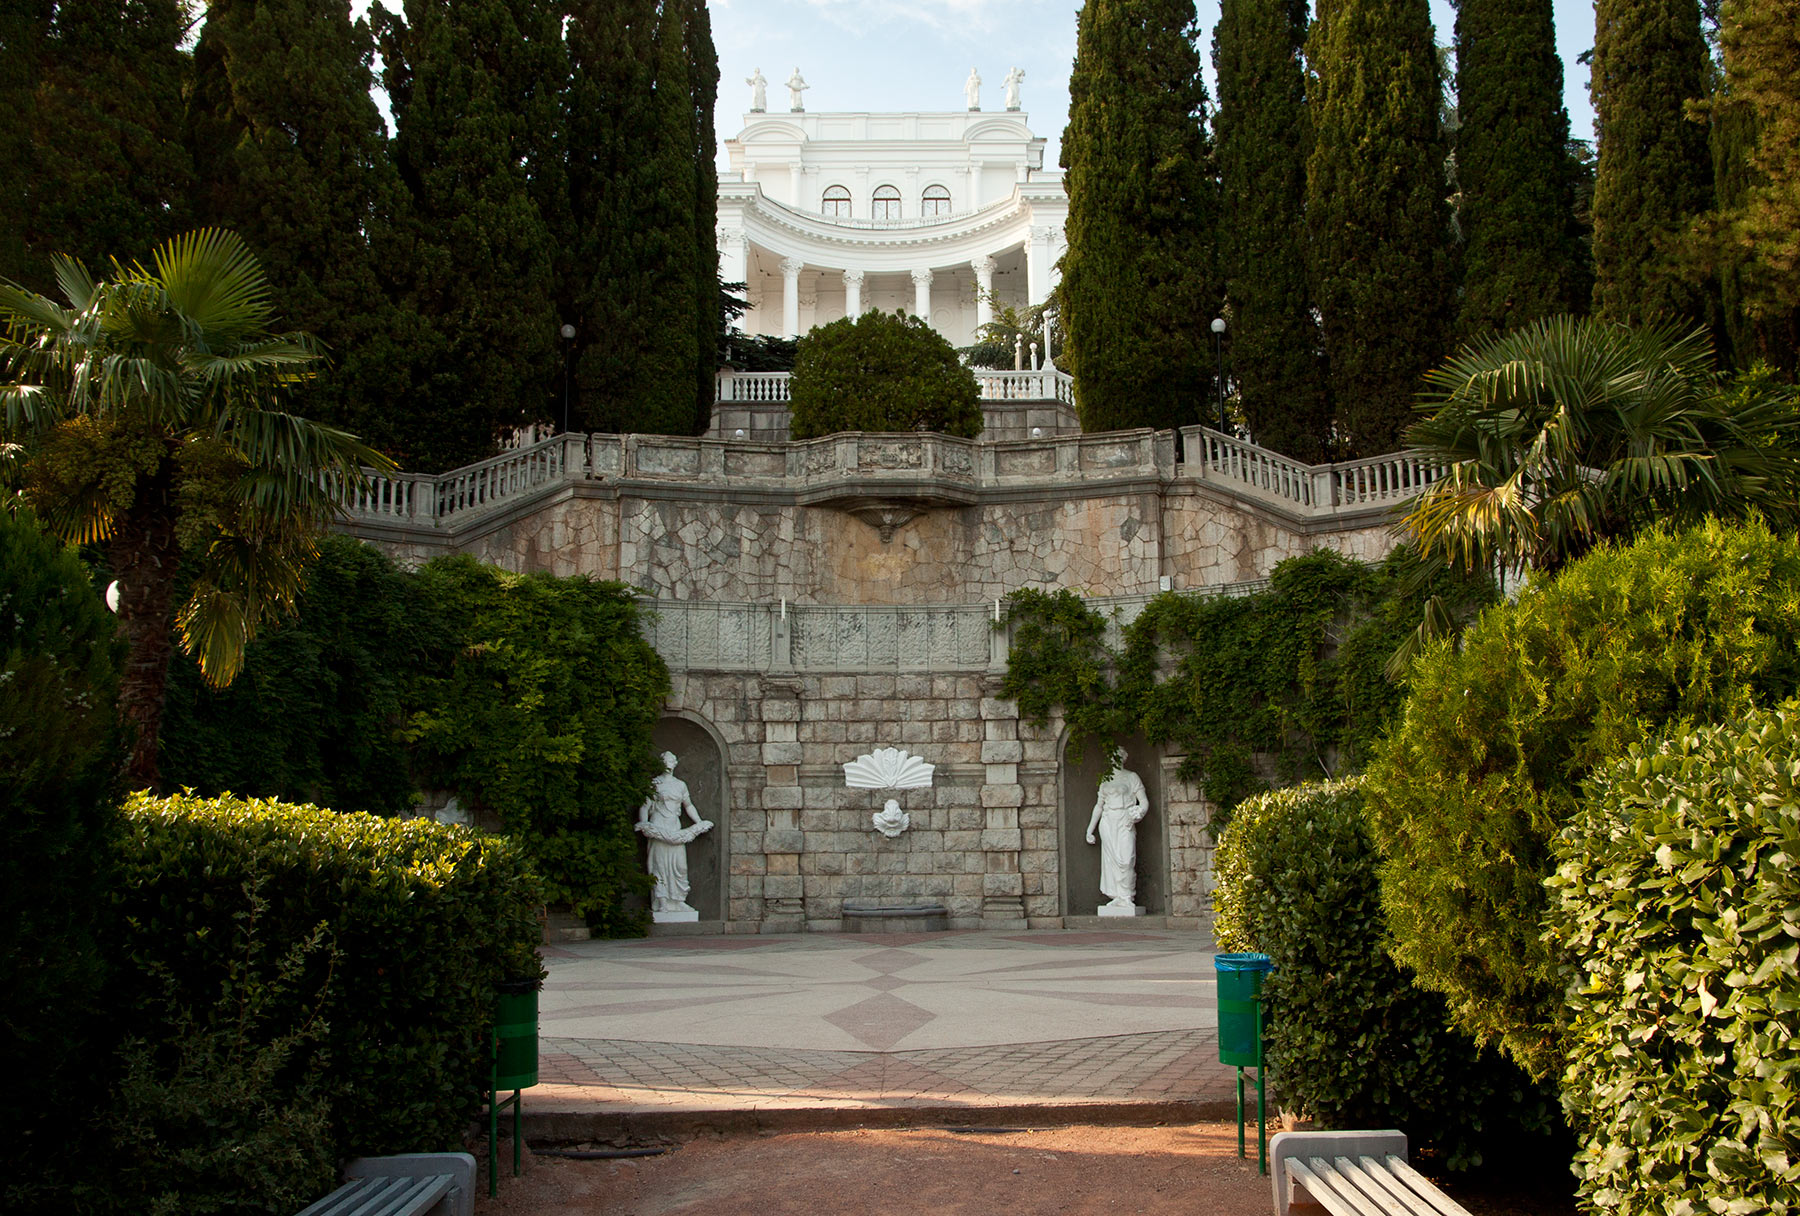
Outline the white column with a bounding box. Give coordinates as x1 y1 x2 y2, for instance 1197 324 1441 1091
1025 225 1058 307
781 258 804 338
718 229 748 301
911 268 934 324
842 269 865 319
971 255 997 330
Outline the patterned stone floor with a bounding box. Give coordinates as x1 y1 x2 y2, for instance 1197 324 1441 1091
529 929 1242 1122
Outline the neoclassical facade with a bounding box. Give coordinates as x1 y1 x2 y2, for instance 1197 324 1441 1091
718 105 1068 347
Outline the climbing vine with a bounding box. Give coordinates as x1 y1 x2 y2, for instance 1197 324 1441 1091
1001 547 1493 818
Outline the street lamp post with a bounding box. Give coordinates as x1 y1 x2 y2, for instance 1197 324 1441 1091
1210 316 1227 434
559 323 576 433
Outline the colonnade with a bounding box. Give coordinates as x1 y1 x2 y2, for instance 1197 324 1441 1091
719 229 1062 340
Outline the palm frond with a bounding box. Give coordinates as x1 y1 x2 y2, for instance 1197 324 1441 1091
144 229 275 337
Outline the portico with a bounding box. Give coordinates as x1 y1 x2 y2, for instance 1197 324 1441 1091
718 108 1068 347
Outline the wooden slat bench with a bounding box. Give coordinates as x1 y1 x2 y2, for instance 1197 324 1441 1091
295 1153 476 1216
1270 1131 1472 1216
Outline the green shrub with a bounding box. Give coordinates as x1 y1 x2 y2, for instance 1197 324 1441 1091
1214 780 1551 1167
111 792 546 1172
789 309 982 439
0 509 124 1215
1365 518 1800 1080
1549 703 1800 1215
408 557 668 930
162 535 438 815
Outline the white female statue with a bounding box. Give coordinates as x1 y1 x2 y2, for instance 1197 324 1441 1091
786 68 809 112
1002 66 1025 111
1085 755 1149 915
636 751 714 922
747 67 768 112
964 67 982 110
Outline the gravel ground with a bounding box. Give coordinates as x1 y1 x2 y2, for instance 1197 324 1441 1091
471 1122 1579 1216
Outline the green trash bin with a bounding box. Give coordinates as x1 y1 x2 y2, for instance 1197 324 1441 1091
493 985 539 1090
1215 952 1271 1066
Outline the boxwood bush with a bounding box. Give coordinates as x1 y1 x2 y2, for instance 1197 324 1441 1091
789 309 982 439
1213 780 1552 1167
1364 518 1800 1080
109 792 545 1186
1549 703 1800 1215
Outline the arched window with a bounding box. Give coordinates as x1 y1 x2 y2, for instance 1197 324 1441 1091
872 185 901 221
921 185 952 217
821 185 850 218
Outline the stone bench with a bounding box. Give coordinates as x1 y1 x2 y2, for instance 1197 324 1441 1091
295 1153 475 1216
1270 1131 1471 1216
840 901 949 933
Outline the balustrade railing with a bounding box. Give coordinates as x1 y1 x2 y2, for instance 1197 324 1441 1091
341 421 1444 532
1182 427 1445 512
973 368 1075 404
715 372 793 403
344 436 578 526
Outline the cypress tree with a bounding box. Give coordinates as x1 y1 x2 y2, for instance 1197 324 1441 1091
686 0 720 434
1688 0 1799 374
1212 0 1328 460
1061 0 1220 434
0 0 48 287
1305 0 1453 457
15 0 192 292
185 0 407 439
566 0 706 436
1589 0 1712 325
1454 0 1590 337
374 0 563 470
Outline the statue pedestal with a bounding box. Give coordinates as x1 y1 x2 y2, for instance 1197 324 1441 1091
1097 903 1144 918
652 906 700 924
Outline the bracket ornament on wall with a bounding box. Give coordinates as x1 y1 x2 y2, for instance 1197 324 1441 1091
844 746 935 837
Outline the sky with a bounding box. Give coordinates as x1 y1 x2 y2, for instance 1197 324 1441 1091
708 0 1601 170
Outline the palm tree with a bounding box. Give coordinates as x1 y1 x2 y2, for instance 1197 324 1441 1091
1 229 393 788
1400 315 1800 579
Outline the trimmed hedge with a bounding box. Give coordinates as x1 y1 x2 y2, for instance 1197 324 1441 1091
1364 518 1800 1080
1549 704 1800 1215
1214 780 1551 1167
109 793 545 1186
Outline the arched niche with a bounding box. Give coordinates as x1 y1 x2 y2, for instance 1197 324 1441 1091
639 714 731 922
1059 733 1167 917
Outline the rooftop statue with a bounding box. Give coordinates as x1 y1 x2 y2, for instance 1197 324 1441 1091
786 67 809 112
1003 66 1024 111
747 67 767 112
964 67 981 111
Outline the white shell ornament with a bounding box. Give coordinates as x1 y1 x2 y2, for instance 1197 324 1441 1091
843 747 935 790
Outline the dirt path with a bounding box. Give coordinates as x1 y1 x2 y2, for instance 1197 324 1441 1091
477 1123 1274 1216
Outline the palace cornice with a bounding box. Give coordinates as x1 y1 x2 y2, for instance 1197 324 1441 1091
721 186 1054 253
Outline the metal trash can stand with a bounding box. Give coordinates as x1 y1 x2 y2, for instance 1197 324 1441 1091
1213 951 1273 1174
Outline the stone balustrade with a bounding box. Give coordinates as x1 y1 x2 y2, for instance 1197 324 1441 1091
714 368 1074 406
343 425 1434 534
1181 427 1444 513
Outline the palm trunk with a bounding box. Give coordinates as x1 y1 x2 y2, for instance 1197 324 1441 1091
109 464 181 791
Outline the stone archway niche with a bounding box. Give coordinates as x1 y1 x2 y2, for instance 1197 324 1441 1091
642 716 730 922
1059 734 1167 917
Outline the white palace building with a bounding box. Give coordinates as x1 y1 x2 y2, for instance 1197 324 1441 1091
718 69 1069 348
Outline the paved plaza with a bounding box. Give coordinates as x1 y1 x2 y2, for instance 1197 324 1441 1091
525 928 1245 1138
